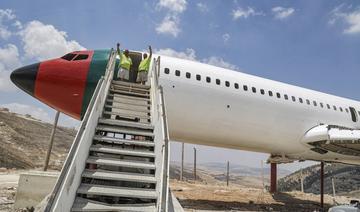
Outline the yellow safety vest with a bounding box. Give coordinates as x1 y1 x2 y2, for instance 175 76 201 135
119 52 132 70
138 57 151 72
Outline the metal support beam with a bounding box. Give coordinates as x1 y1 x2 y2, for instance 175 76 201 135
320 161 324 210
43 111 60 171
226 161 229 186
270 163 277 193
180 143 184 181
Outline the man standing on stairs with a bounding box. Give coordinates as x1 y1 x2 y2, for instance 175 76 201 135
117 43 132 81
137 45 152 85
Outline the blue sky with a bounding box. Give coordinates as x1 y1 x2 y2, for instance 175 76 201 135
0 0 359 171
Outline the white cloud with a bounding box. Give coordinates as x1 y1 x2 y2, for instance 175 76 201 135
330 5 360 34
0 44 21 91
155 48 196 60
155 0 187 37
197 2 209 13
222 33 230 43
156 15 181 37
156 48 239 70
232 7 264 20
202 56 239 70
0 9 16 39
0 103 52 123
272 7 295 20
20 20 85 61
157 0 187 13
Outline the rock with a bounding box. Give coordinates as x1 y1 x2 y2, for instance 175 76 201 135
0 107 9 112
0 167 7 172
0 121 5 126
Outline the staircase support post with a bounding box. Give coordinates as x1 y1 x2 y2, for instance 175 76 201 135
270 163 277 193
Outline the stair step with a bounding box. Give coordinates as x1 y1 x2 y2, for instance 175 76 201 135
109 89 150 98
104 104 150 113
111 84 150 93
106 99 150 107
107 93 150 102
93 135 154 147
90 145 155 158
82 169 156 183
102 111 150 120
87 157 155 170
98 118 153 130
72 197 156 212
96 125 154 137
112 80 151 89
77 184 157 199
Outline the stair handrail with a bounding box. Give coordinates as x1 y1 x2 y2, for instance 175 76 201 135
44 49 116 212
149 55 170 211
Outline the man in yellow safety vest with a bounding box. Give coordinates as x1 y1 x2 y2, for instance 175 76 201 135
116 43 132 81
137 45 152 85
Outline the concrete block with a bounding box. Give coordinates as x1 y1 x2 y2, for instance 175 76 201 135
14 171 59 209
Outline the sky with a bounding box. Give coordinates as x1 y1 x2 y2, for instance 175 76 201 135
0 0 359 172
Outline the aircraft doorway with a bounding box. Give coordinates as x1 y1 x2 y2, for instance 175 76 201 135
128 51 143 83
349 107 358 122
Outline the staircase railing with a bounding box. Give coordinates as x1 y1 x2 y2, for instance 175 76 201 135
44 49 116 212
149 55 170 211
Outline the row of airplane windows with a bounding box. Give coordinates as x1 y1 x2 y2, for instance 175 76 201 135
164 68 360 118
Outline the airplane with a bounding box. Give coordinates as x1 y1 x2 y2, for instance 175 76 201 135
10 49 360 166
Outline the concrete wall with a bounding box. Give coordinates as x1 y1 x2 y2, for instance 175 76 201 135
14 171 58 209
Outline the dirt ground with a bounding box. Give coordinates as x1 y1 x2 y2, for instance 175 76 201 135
0 170 354 212
0 170 21 212
170 179 352 212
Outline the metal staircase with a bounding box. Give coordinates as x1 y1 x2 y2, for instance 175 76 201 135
44 50 171 212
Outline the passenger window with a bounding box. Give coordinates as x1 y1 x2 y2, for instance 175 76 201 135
327 104 330 109
345 108 349 113
358 111 360 116
306 99 310 105
61 53 77 61
313 101 317 106
333 106 337 111
216 79 220 85
340 107 343 112
276 93 281 98
196 74 201 81
206 76 211 83
252 87 256 93
320 103 324 108
186 72 191 79
349 107 358 122
284 95 288 100
225 81 230 87
268 91 273 96
243 85 248 91
292 96 296 102
164 68 170 74
299 98 303 103
234 83 239 89
73 54 88 61
175 70 180 76
260 89 265 95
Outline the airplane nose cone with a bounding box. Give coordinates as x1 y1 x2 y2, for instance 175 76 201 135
10 62 40 96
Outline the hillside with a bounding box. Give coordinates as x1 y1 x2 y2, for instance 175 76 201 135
0 107 76 170
278 163 360 197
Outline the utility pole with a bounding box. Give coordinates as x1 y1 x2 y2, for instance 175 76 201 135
44 111 60 171
193 147 197 181
261 160 265 191
180 143 184 181
300 169 304 193
226 161 230 186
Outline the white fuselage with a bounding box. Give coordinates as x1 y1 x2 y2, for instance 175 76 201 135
156 55 360 164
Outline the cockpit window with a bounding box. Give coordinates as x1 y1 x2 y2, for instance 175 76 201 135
73 54 89 61
61 53 77 61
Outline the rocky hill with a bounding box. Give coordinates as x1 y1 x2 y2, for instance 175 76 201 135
278 163 360 197
0 108 76 170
